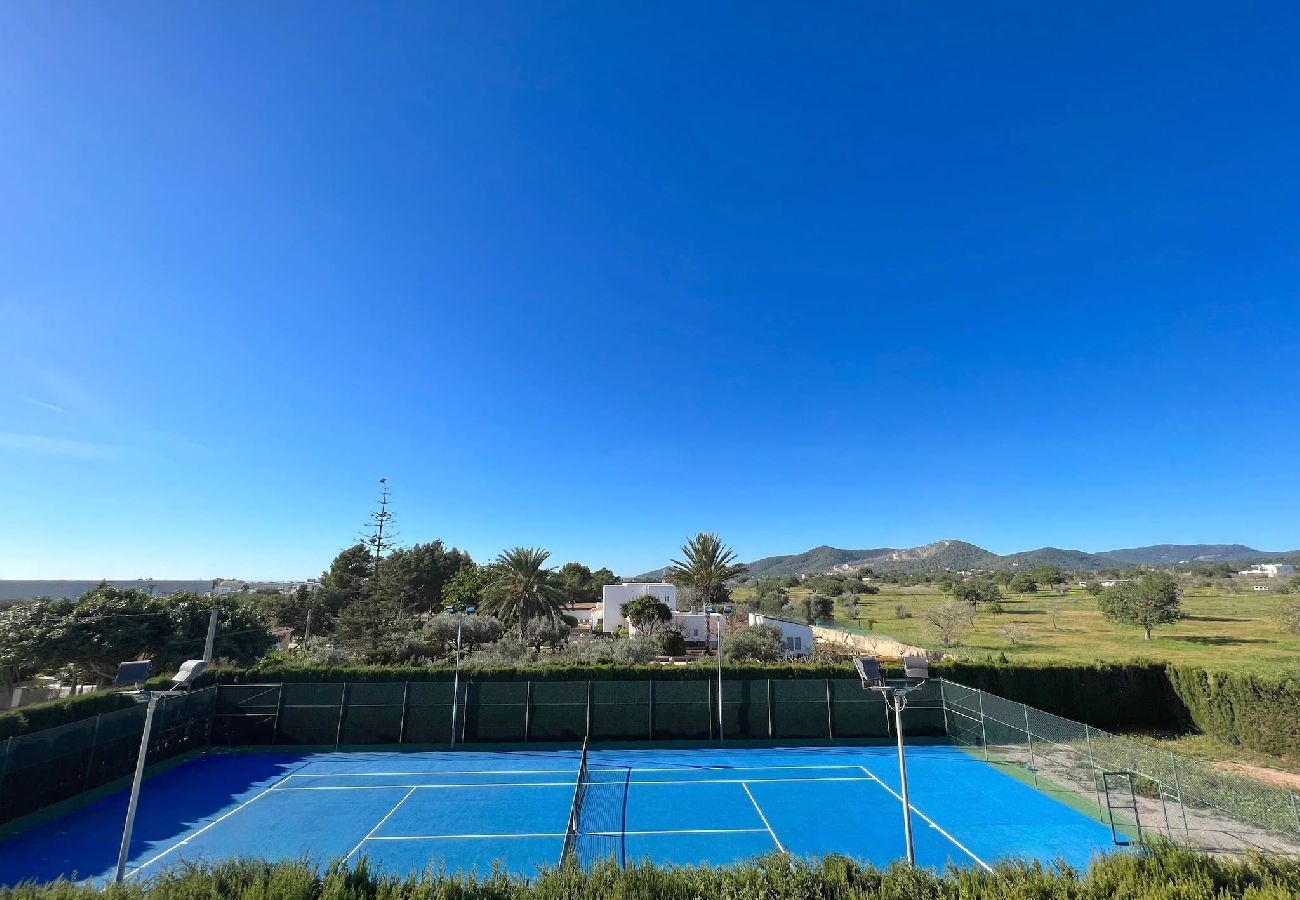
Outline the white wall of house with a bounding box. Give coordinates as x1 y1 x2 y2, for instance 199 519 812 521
651 610 720 647
1240 564 1295 578
748 613 814 657
599 583 677 632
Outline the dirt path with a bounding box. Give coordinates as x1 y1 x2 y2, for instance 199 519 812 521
1216 760 1300 792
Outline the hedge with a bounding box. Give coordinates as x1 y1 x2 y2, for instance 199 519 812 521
0 675 189 740
2 845 1299 899
1166 667 1300 758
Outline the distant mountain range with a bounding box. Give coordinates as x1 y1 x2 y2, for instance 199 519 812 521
633 541 1299 581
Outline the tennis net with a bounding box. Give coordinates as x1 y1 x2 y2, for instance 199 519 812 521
559 737 591 865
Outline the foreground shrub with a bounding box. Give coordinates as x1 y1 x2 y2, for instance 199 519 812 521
2 844 1299 899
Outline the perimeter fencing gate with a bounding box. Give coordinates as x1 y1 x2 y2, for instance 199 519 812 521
939 679 1300 857
0 688 215 827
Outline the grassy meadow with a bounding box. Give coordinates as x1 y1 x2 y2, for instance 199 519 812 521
734 582 1299 674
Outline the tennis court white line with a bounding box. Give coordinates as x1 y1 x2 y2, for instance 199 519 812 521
125 763 311 879
344 786 417 861
270 776 879 791
285 764 867 778
364 828 767 841
856 766 993 873
740 782 786 853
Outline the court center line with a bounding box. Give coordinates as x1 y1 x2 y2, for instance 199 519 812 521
345 786 418 861
740 782 786 853
856 766 993 873
125 762 312 879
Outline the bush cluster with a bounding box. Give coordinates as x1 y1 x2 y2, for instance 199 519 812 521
2 845 1299 899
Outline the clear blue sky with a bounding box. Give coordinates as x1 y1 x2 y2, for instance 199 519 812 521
2 3 1297 579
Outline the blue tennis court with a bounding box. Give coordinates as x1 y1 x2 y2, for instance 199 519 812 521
0 744 1117 885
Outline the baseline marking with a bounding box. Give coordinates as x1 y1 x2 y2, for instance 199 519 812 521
284 764 866 778
856 766 993 872
344 786 418 861
740 782 786 853
271 776 878 792
125 762 311 879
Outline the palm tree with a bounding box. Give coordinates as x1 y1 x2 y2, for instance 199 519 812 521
665 533 747 611
481 547 566 631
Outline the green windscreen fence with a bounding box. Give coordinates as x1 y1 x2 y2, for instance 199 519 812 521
208 677 944 748
0 688 215 827
1 677 945 829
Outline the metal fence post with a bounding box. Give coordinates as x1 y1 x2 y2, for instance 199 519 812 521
0 735 11 811
585 681 593 740
1291 791 1300 835
825 679 834 740
976 690 989 760
1085 725 1104 813
1023 705 1038 786
648 679 655 741
766 679 773 738
524 681 532 743
272 684 286 745
398 682 410 745
81 714 103 791
335 683 349 748
1170 751 1190 840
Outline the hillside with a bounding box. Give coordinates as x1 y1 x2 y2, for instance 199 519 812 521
630 540 1298 582
1001 547 1114 569
746 545 896 579
1096 544 1282 566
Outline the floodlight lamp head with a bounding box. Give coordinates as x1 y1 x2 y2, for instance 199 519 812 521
171 659 208 690
903 655 930 681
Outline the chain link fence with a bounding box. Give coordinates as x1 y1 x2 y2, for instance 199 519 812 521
939 679 1300 856
0 688 215 827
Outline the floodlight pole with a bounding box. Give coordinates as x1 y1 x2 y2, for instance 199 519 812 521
115 693 158 883
449 606 474 749
891 691 916 866
202 609 218 663
450 612 464 749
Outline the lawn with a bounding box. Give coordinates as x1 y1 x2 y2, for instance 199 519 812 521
735 583 1300 674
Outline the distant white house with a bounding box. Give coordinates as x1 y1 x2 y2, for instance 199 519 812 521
748 613 814 657
1098 578 1131 589
598 583 677 632
1252 584 1270 592
660 608 722 650
1239 564 1295 578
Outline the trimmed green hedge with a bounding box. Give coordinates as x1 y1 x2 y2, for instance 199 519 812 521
0 691 137 740
2 845 1299 899
1167 667 1300 758
938 661 1190 734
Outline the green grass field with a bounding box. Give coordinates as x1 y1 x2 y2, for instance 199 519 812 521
735 583 1300 674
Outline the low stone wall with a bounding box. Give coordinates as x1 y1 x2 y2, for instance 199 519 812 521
809 624 940 660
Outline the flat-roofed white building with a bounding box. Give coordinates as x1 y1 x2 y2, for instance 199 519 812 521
598 583 677 632
1239 564 1295 578
748 613 814 657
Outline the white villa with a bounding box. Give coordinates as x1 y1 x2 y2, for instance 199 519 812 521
598 583 677 632
1239 564 1295 578
748 612 814 657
